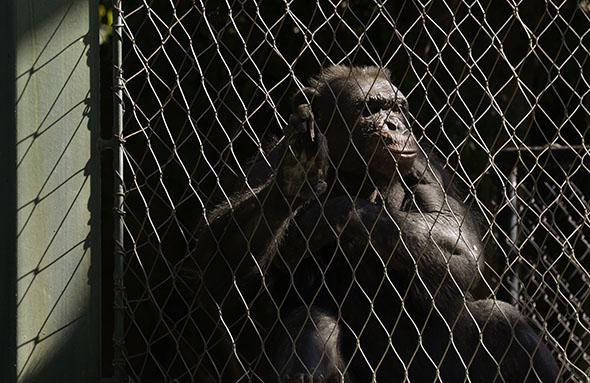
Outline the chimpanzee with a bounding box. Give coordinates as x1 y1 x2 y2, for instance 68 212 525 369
189 66 560 382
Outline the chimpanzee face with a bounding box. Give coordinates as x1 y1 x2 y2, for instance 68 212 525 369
315 74 417 178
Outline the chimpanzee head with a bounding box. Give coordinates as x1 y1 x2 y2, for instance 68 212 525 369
292 65 417 181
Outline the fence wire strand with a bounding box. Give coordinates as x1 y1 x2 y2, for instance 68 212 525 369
112 0 590 381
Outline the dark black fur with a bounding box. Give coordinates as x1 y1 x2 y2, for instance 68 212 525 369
190 66 560 382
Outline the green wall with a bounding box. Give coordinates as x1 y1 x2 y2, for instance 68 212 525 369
1 0 101 382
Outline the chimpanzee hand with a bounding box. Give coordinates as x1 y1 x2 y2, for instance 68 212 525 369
276 104 329 201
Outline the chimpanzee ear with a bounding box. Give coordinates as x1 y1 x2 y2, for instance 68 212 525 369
291 86 320 112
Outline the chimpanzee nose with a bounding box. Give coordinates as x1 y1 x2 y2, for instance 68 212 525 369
384 115 407 132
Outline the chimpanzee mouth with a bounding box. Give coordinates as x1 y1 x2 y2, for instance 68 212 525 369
397 151 417 158
390 149 417 159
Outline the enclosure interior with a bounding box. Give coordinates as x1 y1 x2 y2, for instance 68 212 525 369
101 0 590 381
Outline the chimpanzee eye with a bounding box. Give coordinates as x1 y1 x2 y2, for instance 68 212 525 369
362 100 382 116
360 101 376 117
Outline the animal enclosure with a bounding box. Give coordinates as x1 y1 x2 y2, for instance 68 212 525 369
109 0 590 381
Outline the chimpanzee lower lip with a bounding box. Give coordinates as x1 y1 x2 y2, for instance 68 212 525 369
391 150 417 158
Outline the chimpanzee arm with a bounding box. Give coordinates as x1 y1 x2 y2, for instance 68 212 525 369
195 105 329 298
196 183 296 287
400 151 483 272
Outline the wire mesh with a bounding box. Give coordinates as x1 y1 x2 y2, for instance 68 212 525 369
112 0 590 381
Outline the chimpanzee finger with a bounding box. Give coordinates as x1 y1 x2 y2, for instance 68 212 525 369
294 104 317 142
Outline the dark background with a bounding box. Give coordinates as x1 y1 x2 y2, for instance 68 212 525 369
100 0 590 380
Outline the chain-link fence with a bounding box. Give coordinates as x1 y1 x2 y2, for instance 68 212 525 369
110 0 590 381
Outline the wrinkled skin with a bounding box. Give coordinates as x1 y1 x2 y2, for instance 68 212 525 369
189 66 560 383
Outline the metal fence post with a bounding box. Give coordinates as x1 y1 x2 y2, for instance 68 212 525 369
508 165 521 305
0 0 101 382
111 0 127 380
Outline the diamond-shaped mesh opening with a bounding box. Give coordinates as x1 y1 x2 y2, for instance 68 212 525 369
112 0 590 381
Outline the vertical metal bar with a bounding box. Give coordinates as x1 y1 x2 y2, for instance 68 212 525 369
508 166 521 305
112 0 127 380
